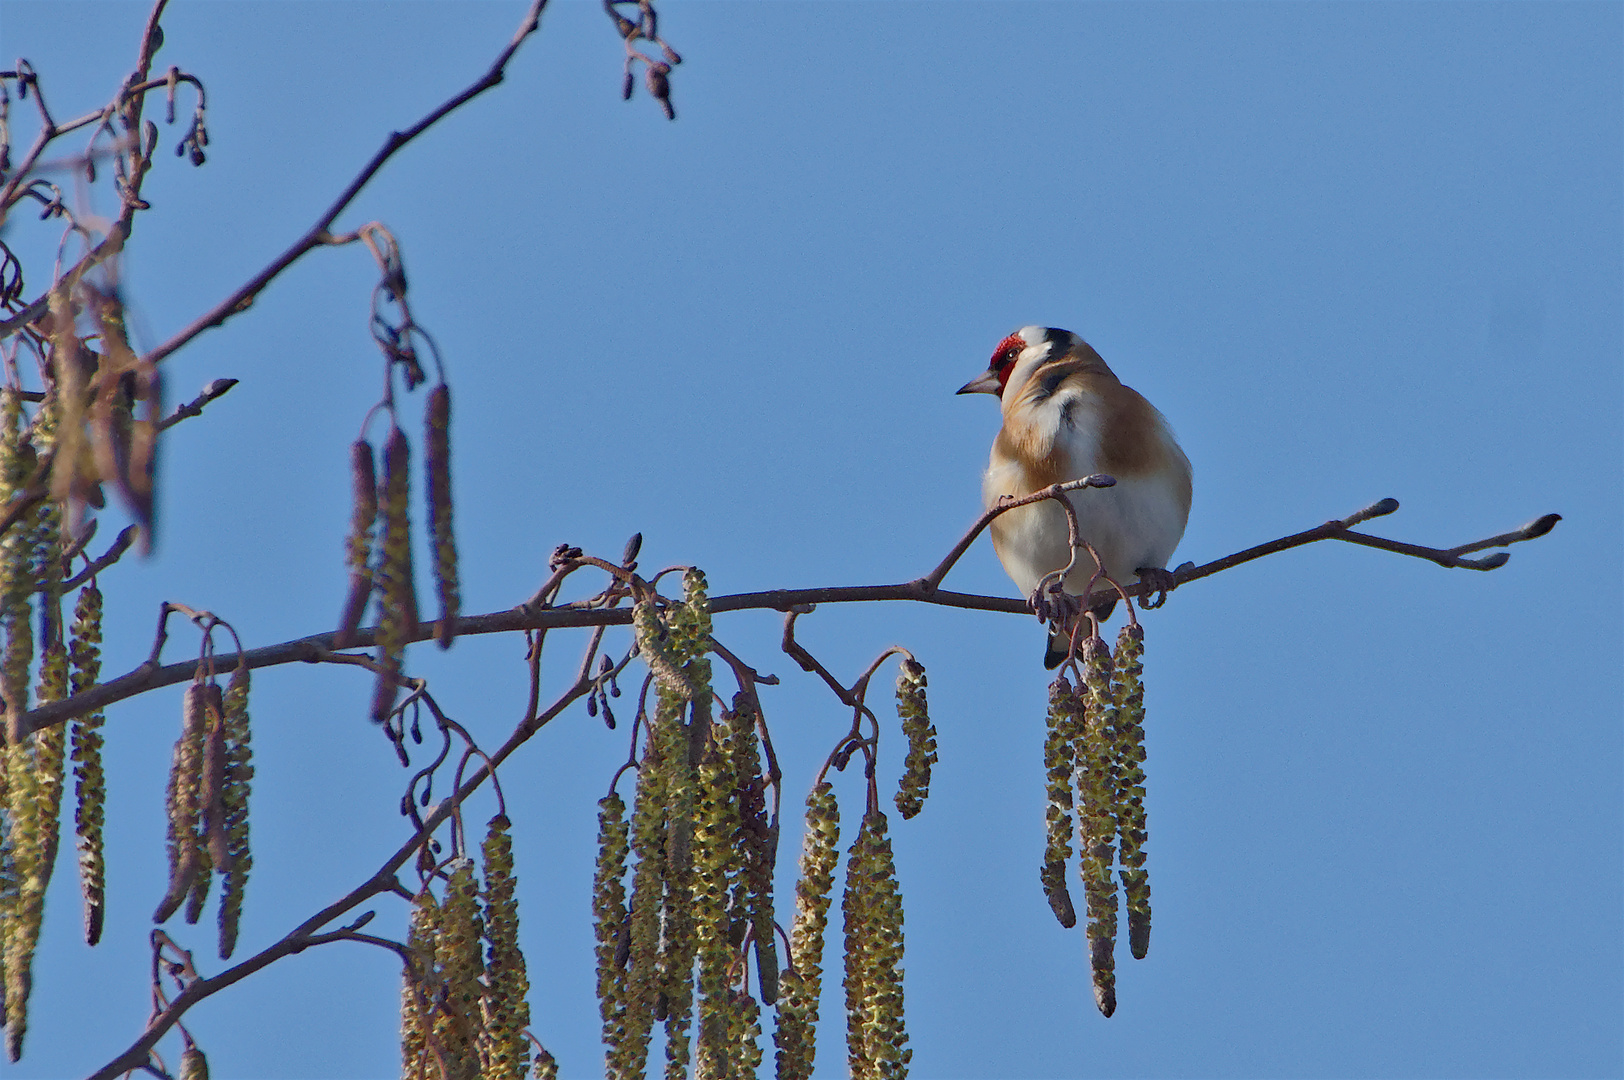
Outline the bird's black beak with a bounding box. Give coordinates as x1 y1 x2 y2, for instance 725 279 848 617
956 369 1002 396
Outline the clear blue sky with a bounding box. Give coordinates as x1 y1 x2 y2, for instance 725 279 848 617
5 2 1620 1077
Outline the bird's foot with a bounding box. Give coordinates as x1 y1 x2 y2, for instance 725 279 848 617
1030 580 1081 629
1135 565 1182 610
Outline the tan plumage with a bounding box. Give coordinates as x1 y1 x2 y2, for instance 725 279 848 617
960 326 1192 667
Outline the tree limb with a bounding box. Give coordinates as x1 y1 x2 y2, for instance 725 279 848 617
24 497 1559 740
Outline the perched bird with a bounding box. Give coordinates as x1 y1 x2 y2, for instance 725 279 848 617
959 326 1192 667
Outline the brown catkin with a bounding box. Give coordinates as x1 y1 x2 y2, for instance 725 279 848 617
371 425 416 722
424 384 459 649
155 680 210 923
217 662 252 960
1077 640 1119 1018
594 793 632 1066
893 659 937 820
334 439 377 648
68 582 106 945
1113 624 1151 960
1042 675 1082 929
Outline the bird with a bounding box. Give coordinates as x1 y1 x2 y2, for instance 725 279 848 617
959 326 1192 668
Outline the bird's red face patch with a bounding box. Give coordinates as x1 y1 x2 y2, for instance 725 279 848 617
989 332 1026 390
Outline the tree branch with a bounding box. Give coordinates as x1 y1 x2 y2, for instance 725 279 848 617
134 0 551 369
24 497 1558 740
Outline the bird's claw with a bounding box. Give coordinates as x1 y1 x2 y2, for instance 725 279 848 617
1029 580 1080 629
1135 565 1180 609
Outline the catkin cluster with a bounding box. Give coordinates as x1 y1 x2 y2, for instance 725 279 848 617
338 382 461 721
1041 625 1155 1017
400 815 537 1080
597 573 778 1080
152 662 254 963
0 384 88 1062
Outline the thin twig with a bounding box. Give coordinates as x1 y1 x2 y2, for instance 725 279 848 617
133 0 551 369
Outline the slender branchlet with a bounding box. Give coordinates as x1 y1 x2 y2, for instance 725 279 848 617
479 814 530 1080
892 659 936 820
424 384 459 649
773 781 839 1080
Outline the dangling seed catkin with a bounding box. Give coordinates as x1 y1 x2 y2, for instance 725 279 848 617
1113 624 1151 960
1041 675 1081 929
371 426 417 722
772 782 839 1080
1076 639 1119 1018
480 814 530 1080
424 384 459 649
893 659 936 820
154 680 209 923
334 439 377 649
217 662 253 960
68 582 106 945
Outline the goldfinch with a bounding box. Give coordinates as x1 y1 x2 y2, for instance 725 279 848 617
959 326 1192 668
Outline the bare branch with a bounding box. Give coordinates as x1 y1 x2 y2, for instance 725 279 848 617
134 0 550 369
23 498 1559 739
157 378 237 431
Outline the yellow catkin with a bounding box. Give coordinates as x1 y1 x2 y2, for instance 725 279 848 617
772 782 839 1080
334 439 377 649
179 1045 210 1080
1042 675 1082 929
892 659 936 820
1076 640 1118 1018
217 663 252 960
479 815 530 1080
401 889 439 1080
1112 624 1151 960
68 583 106 945
594 793 632 1066
423 384 459 649
842 811 909 1080
434 858 484 1080
619 735 667 1080
729 693 778 1007
692 690 738 1080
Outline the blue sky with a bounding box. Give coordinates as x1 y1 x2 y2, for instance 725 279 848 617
4 2 1620 1078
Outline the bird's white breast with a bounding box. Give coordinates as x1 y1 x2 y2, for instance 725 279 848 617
983 385 1189 598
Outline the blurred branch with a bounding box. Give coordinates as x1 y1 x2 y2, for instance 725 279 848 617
157 377 237 431
22 497 1559 739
